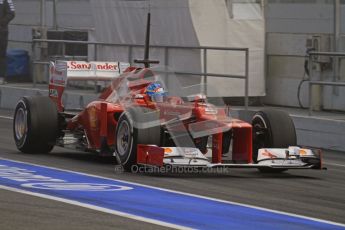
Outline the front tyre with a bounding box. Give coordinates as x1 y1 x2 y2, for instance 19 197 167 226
115 107 160 172
252 109 296 173
13 96 59 154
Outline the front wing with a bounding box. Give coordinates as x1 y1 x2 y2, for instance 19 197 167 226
135 145 324 170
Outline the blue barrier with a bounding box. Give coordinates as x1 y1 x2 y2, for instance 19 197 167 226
6 49 30 78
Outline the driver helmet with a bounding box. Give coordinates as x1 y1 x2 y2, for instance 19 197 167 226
145 82 166 102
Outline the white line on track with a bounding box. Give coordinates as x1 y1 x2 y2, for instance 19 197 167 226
1 157 345 228
0 185 191 230
324 162 345 168
0 115 13 120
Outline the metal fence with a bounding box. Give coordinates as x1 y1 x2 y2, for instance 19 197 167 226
308 51 345 115
30 38 249 109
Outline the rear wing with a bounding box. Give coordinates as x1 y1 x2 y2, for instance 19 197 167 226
49 60 130 111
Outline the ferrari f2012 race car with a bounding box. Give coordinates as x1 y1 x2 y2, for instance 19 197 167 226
12 65 323 173
13 14 323 173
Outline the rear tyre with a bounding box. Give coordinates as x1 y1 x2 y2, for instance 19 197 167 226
252 109 296 173
115 107 161 172
13 96 59 153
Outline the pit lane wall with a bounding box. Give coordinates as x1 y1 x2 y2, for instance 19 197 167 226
0 84 344 152
0 85 97 112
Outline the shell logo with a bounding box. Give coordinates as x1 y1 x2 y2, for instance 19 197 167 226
299 149 307 155
164 148 173 153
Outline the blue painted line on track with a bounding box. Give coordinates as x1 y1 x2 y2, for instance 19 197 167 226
0 159 343 230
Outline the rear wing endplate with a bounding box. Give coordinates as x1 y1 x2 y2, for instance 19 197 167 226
49 60 130 111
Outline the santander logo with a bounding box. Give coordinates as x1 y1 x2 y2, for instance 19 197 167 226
68 61 118 71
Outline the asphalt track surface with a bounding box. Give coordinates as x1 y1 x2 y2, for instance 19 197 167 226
0 109 344 229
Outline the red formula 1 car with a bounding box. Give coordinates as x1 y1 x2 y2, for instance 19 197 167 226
13 14 323 173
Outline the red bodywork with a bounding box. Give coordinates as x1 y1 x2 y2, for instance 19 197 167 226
51 67 253 165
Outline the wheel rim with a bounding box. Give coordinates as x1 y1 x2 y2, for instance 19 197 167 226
14 107 28 141
116 120 131 157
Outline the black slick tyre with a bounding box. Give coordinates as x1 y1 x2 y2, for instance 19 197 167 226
115 107 161 172
13 96 59 154
252 109 297 173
